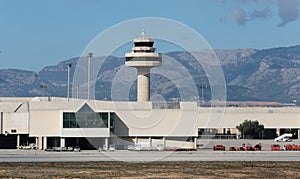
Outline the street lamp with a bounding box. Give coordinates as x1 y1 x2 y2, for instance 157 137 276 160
199 84 207 105
67 63 72 101
87 53 93 100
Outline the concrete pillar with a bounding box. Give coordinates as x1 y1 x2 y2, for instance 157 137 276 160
17 134 20 147
38 137 43 150
193 137 197 149
0 112 3 134
137 67 150 102
35 137 38 148
149 137 152 147
276 128 280 136
43 137 47 150
60 137 65 148
104 138 109 150
134 137 138 144
163 137 166 147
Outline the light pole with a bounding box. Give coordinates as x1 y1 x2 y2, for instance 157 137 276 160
199 84 207 105
67 63 71 101
87 53 93 100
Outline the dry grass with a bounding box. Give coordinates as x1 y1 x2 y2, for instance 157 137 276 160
0 162 299 178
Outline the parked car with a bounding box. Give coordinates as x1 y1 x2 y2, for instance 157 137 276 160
271 144 280 151
253 143 262 151
274 133 292 142
109 144 115 152
237 143 246 151
229 147 236 151
245 146 255 151
74 146 81 152
213 145 225 151
237 146 246 151
285 144 293 151
292 144 300 151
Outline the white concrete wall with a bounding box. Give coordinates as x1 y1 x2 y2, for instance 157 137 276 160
29 110 61 136
115 108 198 137
197 107 300 129
3 113 28 134
108 104 300 137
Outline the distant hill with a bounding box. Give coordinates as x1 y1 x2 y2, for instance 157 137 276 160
0 45 299 104
0 69 43 97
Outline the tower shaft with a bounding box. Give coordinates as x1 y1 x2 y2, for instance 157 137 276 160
137 67 150 102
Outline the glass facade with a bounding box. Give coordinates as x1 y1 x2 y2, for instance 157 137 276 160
63 104 113 128
110 112 115 133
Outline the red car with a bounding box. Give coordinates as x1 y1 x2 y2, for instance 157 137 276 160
229 147 236 151
292 145 300 151
285 144 293 151
271 144 280 151
237 146 245 151
253 143 262 151
245 146 255 151
213 145 225 151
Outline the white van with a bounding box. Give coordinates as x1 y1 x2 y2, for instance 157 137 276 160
274 133 293 142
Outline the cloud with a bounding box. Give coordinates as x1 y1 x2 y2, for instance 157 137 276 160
277 0 300 27
230 7 272 26
221 0 300 27
250 8 272 19
230 7 247 26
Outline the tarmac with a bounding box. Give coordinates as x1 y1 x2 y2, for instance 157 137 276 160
1 150 300 162
1 139 300 162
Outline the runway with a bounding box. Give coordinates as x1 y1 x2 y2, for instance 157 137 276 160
1 150 300 162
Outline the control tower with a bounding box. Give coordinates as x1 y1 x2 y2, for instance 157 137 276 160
125 32 162 102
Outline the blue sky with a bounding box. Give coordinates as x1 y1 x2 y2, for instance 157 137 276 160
0 0 300 71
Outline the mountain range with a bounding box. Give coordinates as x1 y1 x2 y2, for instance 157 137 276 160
0 45 299 104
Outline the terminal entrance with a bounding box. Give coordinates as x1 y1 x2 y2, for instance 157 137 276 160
0 135 16 149
65 137 107 150
0 134 35 149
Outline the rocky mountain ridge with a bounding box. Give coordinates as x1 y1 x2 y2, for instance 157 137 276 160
0 45 299 104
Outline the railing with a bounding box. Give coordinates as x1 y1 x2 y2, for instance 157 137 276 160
152 102 180 109
125 57 162 62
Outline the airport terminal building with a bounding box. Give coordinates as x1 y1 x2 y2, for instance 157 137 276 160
0 97 299 150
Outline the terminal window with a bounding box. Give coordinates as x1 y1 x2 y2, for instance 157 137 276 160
63 104 108 128
63 112 108 128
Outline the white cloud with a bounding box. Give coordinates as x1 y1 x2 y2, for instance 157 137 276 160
250 8 272 19
230 7 247 26
278 0 300 27
219 0 300 27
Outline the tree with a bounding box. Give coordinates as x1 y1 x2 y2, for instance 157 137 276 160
236 120 264 139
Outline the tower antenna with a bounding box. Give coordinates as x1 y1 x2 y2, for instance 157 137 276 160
141 29 146 39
